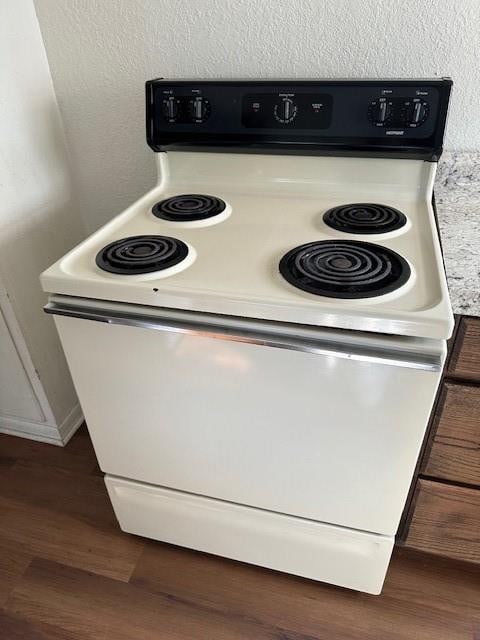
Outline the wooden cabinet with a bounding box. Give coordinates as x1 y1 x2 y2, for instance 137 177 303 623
448 317 480 381
406 480 480 564
423 382 480 486
402 316 480 564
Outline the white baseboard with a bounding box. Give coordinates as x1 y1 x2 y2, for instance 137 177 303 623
58 403 84 445
0 403 83 447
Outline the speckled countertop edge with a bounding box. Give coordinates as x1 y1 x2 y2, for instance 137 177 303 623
435 151 480 317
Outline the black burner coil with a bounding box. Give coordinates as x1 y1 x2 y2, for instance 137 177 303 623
96 235 189 275
152 194 226 221
279 240 410 298
323 203 407 234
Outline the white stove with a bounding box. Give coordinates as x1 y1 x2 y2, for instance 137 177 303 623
42 79 453 594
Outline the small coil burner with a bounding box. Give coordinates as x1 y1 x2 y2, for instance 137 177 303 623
323 203 407 234
279 240 410 299
96 235 189 275
152 194 226 221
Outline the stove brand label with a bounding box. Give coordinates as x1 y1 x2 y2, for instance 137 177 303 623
386 130 405 136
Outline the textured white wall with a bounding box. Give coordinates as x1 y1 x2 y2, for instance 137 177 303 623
1 0 83 427
34 0 480 231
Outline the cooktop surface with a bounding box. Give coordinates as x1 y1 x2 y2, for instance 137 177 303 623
41 152 453 339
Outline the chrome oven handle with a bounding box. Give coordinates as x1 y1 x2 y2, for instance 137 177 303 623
44 300 443 372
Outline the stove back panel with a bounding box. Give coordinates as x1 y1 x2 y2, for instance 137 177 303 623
146 78 451 160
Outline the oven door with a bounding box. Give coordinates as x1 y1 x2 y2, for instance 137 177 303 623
46 295 445 536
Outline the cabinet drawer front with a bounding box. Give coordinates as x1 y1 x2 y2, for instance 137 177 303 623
406 480 480 564
424 382 480 486
448 317 480 381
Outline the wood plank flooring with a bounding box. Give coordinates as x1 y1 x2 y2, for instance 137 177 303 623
1 425 479 639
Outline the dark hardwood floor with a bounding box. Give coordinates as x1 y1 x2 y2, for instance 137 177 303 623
0 425 479 639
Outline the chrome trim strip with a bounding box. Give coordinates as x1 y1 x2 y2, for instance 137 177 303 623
44 300 442 372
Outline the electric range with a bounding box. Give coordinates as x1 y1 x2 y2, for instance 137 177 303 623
42 78 453 594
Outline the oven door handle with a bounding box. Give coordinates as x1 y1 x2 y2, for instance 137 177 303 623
44 299 443 372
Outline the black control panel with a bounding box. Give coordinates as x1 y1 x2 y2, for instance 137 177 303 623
146 79 452 159
242 93 333 129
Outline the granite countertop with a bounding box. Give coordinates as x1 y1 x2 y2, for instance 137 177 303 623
435 151 480 317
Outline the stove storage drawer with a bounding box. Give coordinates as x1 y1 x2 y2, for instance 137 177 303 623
50 300 445 538
405 479 480 564
422 382 480 487
105 474 394 595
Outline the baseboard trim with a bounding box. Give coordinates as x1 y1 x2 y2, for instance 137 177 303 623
0 403 83 447
0 418 64 445
58 403 84 445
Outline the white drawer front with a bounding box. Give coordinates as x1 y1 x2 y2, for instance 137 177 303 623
106 474 393 594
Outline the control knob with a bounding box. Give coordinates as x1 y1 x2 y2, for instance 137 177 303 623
368 98 393 127
403 99 429 127
162 97 180 122
274 97 297 124
189 96 211 123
